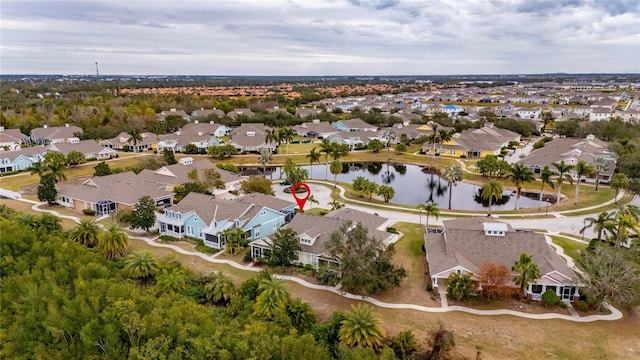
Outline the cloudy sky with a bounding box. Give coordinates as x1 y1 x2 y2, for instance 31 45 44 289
1 0 639 75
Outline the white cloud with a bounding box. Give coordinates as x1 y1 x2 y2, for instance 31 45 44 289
0 0 638 75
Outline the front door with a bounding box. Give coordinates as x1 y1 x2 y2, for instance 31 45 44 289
562 286 573 300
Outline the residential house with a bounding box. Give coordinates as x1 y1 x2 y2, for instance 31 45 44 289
517 135 616 183
332 118 378 132
326 130 383 150
229 123 276 153
30 124 83 145
295 107 323 119
293 119 339 139
0 146 47 173
227 108 255 120
234 192 297 222
618 109 640 124
157 108 190 121
138 159 244 195
100 132 156 152
249 208 395 268
0 127 26 151
47 140 117 160
57 172 173 215
423 125 520 158
156 121 228 153
516 107 541 119
424 218 579 302
156 192 291 249
191 108 225 119
589 107 613 121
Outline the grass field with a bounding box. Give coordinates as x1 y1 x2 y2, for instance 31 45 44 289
549 235 587 260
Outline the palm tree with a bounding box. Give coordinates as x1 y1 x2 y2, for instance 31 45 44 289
124 251 160 282
441 165 463 210
480 180 503 215
508 164 535 210
265 129 278 146
437 129 453 155
419 202 439 229
204 271 236 305
512 253 540 299
306 147 322 179
98 224 129 260
552 160 574 208
428 123 439 157
319 139 334 179
329 199 345 211
127 128 143 152
47 160 67 182
612 205 640 247
330 160 343 188
592 157 609 191
286 298 316 333
307 195 319 210
611 137 637 156
69 218 101 248
538 166 554 209
36 213 62 233
155 267 187 293
339 303 386 349
254 277 291 320
281 128 295 155
574 160 594 205
258 148 272 177
610 173 628 203
30 161 46 178
581 211 615 242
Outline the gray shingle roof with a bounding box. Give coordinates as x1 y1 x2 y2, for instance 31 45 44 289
138 159 243 188
235 192 295 211
31 125 83 140
425 218 577 282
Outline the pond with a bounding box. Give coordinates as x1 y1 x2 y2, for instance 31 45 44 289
251 162 553 211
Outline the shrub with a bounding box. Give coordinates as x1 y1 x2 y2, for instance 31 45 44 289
82 209 96 216
317 267 339 286
541 289 560 307
426 282 433 292
216 163 240 173
559 302 568 309
575 300 589 312
386 227 398 234
318 209 329 215
243 248 254 263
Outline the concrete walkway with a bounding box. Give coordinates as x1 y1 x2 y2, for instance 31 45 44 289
16 196 623 323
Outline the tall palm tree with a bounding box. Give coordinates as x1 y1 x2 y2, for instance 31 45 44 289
254 277 291 320
441 165 463 210
155 267 187 293
286 298 316 333
428 123 439 157
98 224 129 260
127 128 143 152
319 139 334 179
124 250 160 282
36 213 63 233
592 157 609 191
580 211 615 242
508 163 535 210
419 202 439 229
30 161 46 178
512 253 540 299
574 160 594 205
612 204 640 247
281 128 295 155
204 271 236 305
330 160 343 188
258 148 272 177
264 129 278 147
438 129 453 155
611 137 636 156
339 303 386 349
69 218 101 248
552 160 574 208
480 180 503 215
538 166 554 209
610 173 628 203
306 147 322 179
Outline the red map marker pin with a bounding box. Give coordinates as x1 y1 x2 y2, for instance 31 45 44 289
291 183 311 213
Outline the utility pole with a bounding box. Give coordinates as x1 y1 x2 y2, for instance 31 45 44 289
95 62 99 77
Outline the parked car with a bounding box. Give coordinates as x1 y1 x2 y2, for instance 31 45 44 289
279 180 291 186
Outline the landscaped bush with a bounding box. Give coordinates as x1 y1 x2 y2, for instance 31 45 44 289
386 226 398 234
159 235 179 242
216 163 240 173
317 266 339 286
575 300 589 312
541 289 560 307
82 209 96 216
116 209 134 224
243 248 254 263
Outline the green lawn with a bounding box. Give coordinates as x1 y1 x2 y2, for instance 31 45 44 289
549 235 587 260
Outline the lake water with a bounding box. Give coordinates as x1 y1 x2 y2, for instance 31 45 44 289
256 162 551 211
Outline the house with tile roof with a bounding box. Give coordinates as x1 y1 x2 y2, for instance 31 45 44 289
0 127 27 151
138 159 245 196
47 140 117 160
156 192 291 249
424 218 579 301
422 125 520 158
56 172 173 215
326 130 384 150
249 208 396 268
30 124 83 145
100 132 156 152
517 135 616 183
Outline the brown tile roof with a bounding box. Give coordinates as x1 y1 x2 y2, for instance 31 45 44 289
425 218 577 282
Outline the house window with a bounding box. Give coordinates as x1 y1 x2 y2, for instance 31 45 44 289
186 226 193 236
254 228 260 237
260 210 266 216
456 269 462 274
531 285 543 294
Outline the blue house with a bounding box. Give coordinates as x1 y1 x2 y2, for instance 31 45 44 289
442 105 462 116
0 147 47 173
156 192 295 250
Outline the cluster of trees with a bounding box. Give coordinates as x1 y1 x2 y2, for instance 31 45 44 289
0 211 452 359
581 204 640 247
352 176 396 203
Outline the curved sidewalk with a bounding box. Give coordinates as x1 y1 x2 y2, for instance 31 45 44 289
20 197 622 323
